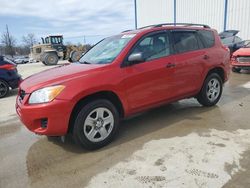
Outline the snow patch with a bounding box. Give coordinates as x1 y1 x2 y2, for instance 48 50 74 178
87 129 250 188
241 81 250 89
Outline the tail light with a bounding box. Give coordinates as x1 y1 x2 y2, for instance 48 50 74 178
0 64 16 70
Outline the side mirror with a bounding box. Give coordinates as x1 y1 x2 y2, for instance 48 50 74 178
128 52 144 64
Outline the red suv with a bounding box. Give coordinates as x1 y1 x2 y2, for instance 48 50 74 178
16 23 230 150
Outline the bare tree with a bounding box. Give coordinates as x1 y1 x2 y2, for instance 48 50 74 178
1 25 16 57
22 33 37 48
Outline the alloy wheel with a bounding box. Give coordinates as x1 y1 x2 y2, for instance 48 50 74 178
206 78 221 102
83 107 114 142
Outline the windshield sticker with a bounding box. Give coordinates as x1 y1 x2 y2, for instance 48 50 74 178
121 34 136 39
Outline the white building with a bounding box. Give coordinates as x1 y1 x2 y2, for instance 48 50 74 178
135 0 250 40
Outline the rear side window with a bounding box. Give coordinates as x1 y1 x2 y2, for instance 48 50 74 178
198 30 215 48
172 31 200 53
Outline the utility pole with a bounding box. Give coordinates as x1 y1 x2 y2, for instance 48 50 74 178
83 35 86 44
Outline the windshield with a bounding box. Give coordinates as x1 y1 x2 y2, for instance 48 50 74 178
221 37 234 45
4 57 16 65
79 34 135 64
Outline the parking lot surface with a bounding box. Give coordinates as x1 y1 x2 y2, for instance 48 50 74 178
0 63 250 188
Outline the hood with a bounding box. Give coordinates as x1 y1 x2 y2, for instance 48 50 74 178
21 63 104 93
233 48 250 57
219 30 239 39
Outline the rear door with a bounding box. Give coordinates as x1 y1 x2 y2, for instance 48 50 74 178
170 30 207 97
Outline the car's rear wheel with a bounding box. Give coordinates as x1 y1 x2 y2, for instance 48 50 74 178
232 67 241 73
197 73 223 106
73 99 119 150
0 79 9 98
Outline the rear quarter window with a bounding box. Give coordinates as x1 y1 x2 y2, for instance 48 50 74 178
198 30 215 48
172 31 200 53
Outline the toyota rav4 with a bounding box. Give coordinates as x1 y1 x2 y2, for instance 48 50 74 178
16 23 230 150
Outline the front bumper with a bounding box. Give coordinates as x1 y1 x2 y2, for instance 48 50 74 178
231 60 250 69
16 95 74 136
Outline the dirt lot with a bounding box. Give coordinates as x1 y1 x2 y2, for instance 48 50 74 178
0 62 250 188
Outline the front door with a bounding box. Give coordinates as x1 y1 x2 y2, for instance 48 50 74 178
123 31 176 111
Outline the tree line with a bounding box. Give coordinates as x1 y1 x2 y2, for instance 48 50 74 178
1 25 93 59
0 25 37 57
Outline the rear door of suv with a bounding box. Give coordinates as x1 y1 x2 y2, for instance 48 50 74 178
170 29 209 97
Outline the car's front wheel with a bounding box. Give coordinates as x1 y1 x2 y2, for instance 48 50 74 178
197 73 223 106
73 99 120 150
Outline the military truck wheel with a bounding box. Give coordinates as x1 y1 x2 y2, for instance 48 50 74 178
42 61 47 65
44 53 59 65
70 51 82 62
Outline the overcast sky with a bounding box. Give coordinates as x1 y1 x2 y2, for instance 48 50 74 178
0 0 135 44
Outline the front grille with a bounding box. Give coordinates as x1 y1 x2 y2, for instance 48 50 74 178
19 90 26 100
237 56 250 63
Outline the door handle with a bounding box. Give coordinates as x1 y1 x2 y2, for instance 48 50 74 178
203 55 209 60
166 63 176 68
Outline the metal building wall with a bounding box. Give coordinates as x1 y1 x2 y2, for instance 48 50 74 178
136 0 250 39
175 0 224 32
227 0 250 39
136 0 174 28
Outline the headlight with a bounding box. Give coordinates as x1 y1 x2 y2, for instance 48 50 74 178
29 85 65 104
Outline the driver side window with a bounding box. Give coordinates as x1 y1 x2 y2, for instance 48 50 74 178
131 32 170 62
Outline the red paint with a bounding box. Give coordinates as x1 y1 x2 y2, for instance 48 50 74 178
231 48 250 68
0 64 16 70
16 26 230 136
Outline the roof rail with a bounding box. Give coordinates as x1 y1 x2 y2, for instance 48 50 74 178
121 29 133 33
139 23 210 29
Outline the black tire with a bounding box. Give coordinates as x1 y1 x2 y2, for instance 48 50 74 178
44 53 59 65
46 136 60 141
197 73 223 106
70 51 81 62
73 99 120 150
232 67 241 73
42 61 47 65
0 79 9 98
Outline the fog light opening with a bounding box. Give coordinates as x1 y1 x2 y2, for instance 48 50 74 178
41 118 48 128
